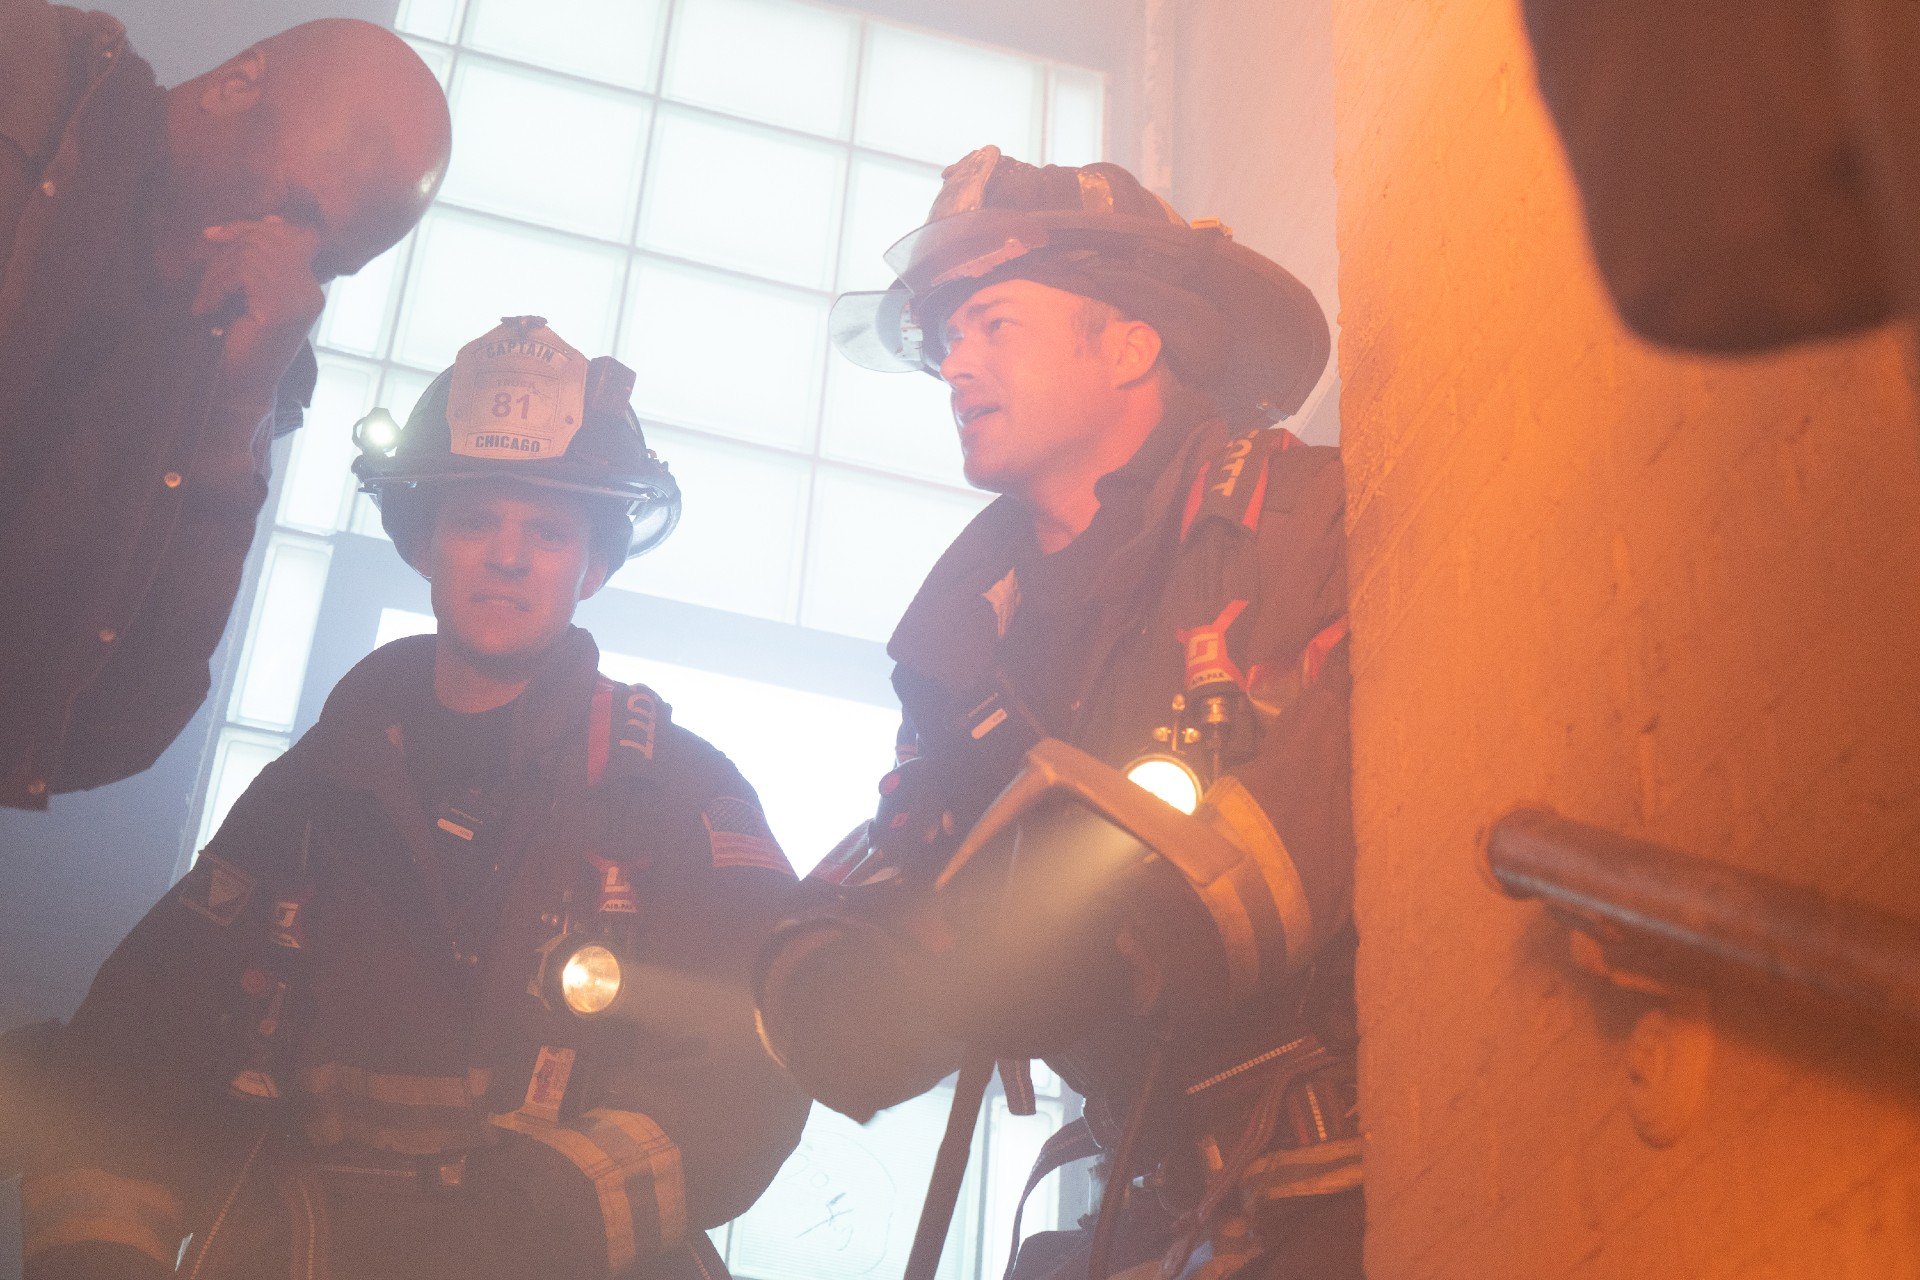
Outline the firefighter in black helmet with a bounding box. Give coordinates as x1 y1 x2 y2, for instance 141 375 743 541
756 149 1361 1280
354 314 681 567
13 318 807 1280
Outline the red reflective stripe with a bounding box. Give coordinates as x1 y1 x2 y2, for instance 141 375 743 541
587 678 614 787
1180 466 1207 539
1178 599 1251 692
1241 456 1271 531
1302 617 1350 687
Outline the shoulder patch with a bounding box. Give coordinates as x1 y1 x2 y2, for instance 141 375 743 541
179 852 256 927
702 796 795 878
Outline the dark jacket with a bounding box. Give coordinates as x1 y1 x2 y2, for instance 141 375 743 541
0 0 316 808
16 629 810 1280
871 405 1360 1277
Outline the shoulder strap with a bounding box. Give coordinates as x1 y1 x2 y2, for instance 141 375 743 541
1164 428 1307 702
1000 1117 1103 1280
586 677 664 788
1052 425 1290 742
1180 425 1302 542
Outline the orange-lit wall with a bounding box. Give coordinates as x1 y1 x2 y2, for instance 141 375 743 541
1166 0 1920 1274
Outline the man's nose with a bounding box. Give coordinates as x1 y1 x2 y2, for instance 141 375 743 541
485 527 531 573
939 342 973 385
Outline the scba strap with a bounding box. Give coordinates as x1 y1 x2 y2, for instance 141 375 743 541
587 677 663 788
1174 426 1350 705
1170 427 1304 699
1180 424 1301 541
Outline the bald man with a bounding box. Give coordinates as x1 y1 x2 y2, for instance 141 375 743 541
0 3 450 810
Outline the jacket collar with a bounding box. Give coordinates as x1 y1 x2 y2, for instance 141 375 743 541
290 625 602 793
283 625 602 955
887 399 1230 715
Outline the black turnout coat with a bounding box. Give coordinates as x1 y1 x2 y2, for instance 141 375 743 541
17 629 809 1280
823 403 1362 1279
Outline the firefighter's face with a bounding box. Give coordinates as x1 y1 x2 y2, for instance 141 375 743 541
938 279 1138 501
425 484 608 671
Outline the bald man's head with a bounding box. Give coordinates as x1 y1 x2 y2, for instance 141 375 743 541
162 19 452 280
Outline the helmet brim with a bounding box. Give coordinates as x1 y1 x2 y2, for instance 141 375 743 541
833 208 1332 419
355 457 683 561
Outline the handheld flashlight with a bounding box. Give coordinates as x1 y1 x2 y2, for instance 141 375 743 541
1123 753 1203 815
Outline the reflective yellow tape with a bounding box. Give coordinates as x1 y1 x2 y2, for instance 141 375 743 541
491 1110 638 1274
297 1062 491 1107
1204 775 1316 971
1199 875 1265 1000
20 1168 183 1267
1246 1135 1365 1200
587 1108 687 1248
298 1063 489 1155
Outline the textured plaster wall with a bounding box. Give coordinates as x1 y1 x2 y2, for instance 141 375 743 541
1327 1 1920 1277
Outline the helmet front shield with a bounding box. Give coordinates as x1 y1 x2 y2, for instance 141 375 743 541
352 317 683 564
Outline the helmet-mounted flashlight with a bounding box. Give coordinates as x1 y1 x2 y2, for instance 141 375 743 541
353 407 402 458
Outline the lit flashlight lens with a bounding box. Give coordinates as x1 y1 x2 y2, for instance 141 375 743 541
1125 756 1202 815
560 944 622 1015
353 408 401 454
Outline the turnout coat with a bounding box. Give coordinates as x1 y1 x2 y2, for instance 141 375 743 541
17 629 809 1280
821 403 1362 1280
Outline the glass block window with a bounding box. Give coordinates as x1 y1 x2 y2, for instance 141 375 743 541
188 3 1105 1276
716 1065 1076 1280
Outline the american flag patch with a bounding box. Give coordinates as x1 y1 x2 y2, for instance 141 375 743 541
702 796 794 878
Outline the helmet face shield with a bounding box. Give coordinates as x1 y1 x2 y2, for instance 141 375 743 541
828 284 921 373
831 214 1196 375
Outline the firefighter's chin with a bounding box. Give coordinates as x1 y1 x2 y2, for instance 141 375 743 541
436 610 570 682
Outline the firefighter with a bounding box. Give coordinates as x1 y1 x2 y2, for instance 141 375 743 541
12 318 809 1280
0 4 452 806
756 147 1361 1279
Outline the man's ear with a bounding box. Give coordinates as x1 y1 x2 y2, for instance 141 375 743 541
198 47 267 117
1109 320 1164 390
579 553 613 602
